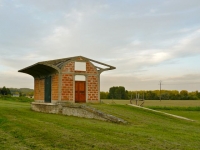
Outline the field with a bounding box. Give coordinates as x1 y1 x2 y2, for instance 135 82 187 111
0 98 200 149
101 99 200 107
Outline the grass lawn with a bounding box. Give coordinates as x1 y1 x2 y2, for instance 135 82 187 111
101 99 200 107
0 98 200 149
161 110 200 122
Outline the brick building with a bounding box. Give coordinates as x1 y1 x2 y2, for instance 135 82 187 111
18 56 115 103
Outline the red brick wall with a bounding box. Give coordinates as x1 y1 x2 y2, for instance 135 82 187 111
61 60 99 102
86 61 99 101
34 78 44 101
34 59 99 102
61 61 74 101
61 74 73 101
87 75 99 101
62 61 74 73
52 74 59 100
86 62 98 74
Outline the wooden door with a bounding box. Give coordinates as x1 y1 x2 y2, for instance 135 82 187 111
45 76 51 103
75 81 86 103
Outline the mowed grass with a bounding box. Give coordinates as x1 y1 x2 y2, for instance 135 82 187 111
161 110 200 122
101 99 200 107
0 99 200 149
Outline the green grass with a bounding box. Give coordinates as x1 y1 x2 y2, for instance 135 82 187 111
147 106 200 111
1 98 200 149
102 99 200 107
0 95 34 103
161 110 200 122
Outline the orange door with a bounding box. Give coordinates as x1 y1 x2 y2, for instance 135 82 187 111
75 81 86 103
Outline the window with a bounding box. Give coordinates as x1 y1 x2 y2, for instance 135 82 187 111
75 62 86 71
75 75 86 81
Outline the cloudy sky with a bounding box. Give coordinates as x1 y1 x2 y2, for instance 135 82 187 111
0 0 200 91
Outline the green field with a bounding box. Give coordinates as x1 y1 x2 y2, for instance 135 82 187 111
101 99 200 107
0 98 200 149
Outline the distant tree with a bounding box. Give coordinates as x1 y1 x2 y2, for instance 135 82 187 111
196 91 200 99
13 92 19 95
188 91 198 100
100 91 109 99
0 86 11 95
108 86 127 99
1 86 6 95
116 86 126 99
127 91 135 99
104 88 199 100
9 88 34 96
7 88 11 95
125 90 129 99
180 90 188 100
168 90 180 100
161 92 169 100
108 86 116 99
27 91 34 96
19 92 22 97
145 91 158 100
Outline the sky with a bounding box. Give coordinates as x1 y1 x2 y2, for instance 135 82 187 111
0 0 200 92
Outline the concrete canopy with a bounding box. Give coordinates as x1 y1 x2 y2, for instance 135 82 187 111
18 56 116 78
18 63 58 78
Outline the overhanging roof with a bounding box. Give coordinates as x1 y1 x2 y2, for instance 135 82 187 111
18 56 116 77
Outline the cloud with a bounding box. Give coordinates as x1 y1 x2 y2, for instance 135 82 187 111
0 70 33 88
101 72 200 91
165 73 200 82
0 0 200 91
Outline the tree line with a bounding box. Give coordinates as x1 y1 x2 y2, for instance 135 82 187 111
9 88 34 96
0 86 11 95
100 86 200 100
0 86 34 96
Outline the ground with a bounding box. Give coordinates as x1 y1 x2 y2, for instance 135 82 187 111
102 99 200 107
0 98 200 149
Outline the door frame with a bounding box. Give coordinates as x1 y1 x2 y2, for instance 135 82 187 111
75 81 86 103
74 75 87 103
44 76 51 103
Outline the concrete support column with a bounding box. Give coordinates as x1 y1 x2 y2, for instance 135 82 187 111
98 73 101 103
73 74 75 103
86 74 88 103
58 72 62 102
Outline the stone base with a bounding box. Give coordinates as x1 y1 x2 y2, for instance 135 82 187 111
31 102 127 124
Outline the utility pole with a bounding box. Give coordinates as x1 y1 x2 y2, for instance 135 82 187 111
159 80 162 102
